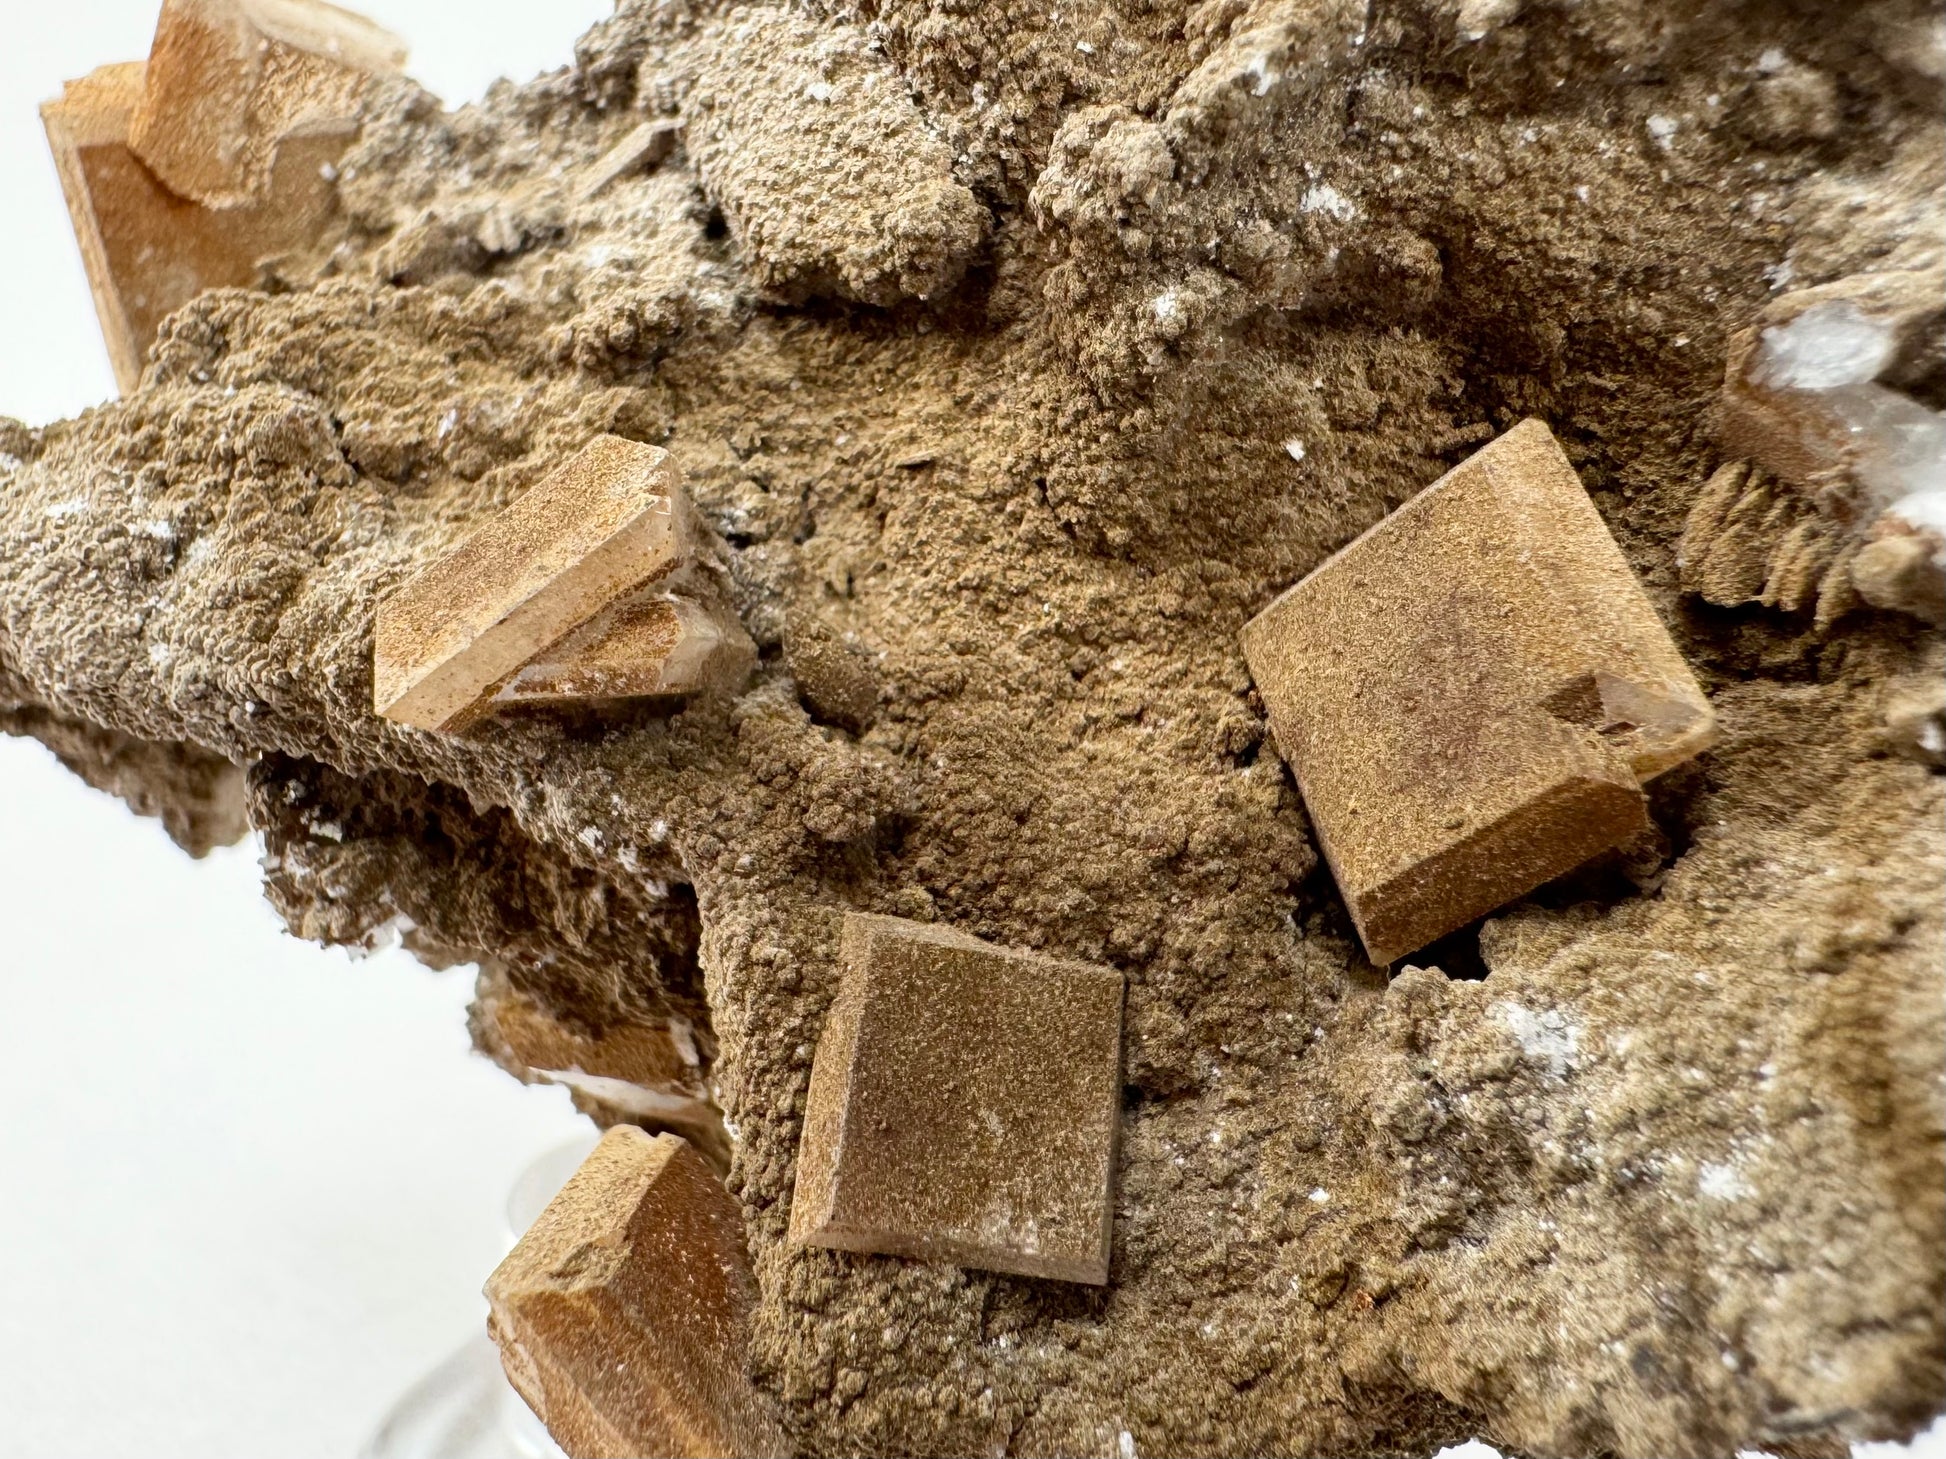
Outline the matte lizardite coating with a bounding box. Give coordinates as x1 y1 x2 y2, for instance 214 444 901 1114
373 436 704 732
484 1127 787 1459
790 913 1126 1285
1240 419 1715 966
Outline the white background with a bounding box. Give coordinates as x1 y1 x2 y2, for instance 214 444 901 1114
0 4 1940 1457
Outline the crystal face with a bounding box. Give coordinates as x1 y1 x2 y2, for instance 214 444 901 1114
1239 420 1716 965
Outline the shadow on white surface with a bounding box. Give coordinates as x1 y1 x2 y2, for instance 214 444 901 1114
363 1138 595 1459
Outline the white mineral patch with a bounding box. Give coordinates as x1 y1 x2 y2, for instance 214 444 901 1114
669 1015 701 1066
1495 1001 1582 1078
1285 439 1307 462
1748 301 1946 511
535 1067 716 1124
1646 114 1678 148
1151 290 1184 324
349 911 417 960
1301 183 1357 221
1754 300 1897 389
1698 1160 1752 1200
1890 489 1946 542
1828 384 1946 507
1456 0 1522 41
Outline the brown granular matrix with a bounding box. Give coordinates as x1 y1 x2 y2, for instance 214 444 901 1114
2 2 1941 1456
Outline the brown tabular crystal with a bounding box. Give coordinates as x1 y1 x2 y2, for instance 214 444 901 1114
1241 419 1716 965
42 0 402 394
791 912 1125 1285
485 1127 787 1459
41 64 260 396
498 592 756 707
129 0 405 211
373 435 751 732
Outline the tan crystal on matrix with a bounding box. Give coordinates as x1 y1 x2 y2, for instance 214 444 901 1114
499 593 756 707
1241 420 1716 966
129 0 406 210
484 1127 787 1459
40 63 259 396
9 1 1944 1453
41 0 404 394
372 435 754 733
791 913 1126 1285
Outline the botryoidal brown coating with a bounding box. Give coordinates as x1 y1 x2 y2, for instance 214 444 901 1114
2 2 1942 1457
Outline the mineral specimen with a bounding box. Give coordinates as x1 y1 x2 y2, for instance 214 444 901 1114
40 64 260 395
1696 269 1946 625
1240 421 1716 965
484 1126 786 1459
372 435 752 732
791 913 1125 1284
7 0 1944 1455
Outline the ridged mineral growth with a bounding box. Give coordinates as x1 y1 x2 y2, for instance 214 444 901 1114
2 2 1942 1456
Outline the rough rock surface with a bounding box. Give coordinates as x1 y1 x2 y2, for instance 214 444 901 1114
2 3 1942 1456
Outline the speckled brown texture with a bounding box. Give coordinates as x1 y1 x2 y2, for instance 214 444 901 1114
782 614 879 735
679 7 987 305
485 1126 788 1459
1241 420 1715 964
129 0 405 211
6 0 1944 1454
372 434 715 729
791 912 1124 1285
